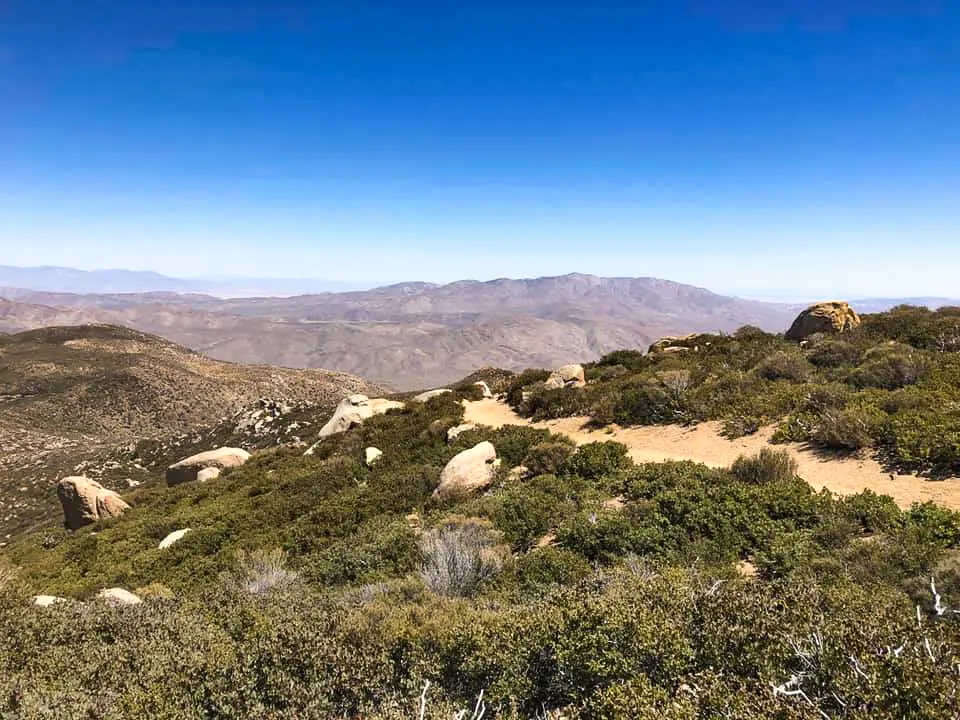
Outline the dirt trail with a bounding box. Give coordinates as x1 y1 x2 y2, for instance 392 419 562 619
463 399 960 510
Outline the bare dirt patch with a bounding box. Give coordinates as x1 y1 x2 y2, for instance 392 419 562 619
463 398 960 510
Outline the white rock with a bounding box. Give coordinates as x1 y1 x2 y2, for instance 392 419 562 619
158 528 192 549
318 395 404 438
33 595 68 607
434 442 500 499
197 467 222 482
166 447 250 486
365 447 384 467
446 423 477 443
97 588 142 606
413 388 452 403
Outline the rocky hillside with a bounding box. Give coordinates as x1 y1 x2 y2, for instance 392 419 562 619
0 274 802 388
0 324 385 536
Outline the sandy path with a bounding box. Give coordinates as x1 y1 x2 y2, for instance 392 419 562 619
464 399 960 510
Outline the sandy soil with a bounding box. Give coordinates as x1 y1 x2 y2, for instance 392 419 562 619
464 398 960 510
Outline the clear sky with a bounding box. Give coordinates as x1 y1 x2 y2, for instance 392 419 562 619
1 1 958 299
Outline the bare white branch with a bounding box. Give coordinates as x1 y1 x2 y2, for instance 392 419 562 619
419 680 431 720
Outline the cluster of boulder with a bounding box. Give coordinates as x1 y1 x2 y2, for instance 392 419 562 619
648 333 712 355
543 364 586 390
645 301 862 355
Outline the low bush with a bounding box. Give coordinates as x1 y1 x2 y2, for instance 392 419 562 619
522 440 577 477
419 517 507 597
730 449 798 485
811 406 881 450
756 351 811 382
236 548 298 595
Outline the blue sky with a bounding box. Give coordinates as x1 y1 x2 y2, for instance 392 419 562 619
1 1 958 298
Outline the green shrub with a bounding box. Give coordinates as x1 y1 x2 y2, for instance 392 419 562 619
524 386 590 420
811 407 881 451
755 351 811 382
595 349 647 372
508 546 593 592
522 441 577 477
806 338 862 368
849 345 928 389
561 441 633 482
882 412 960 473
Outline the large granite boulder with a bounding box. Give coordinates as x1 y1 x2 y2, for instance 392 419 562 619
785 301 862 342
543 364 586 390
97 588 142 606
648 333 712 354
412 388 452 403
166 447 251 486
317 394 405 438
57 476 131 531
434 441 501 499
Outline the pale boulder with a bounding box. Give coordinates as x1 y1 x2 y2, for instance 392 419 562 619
318 395 405 438
543 364 586 390
97 588 142 606
33 595 68 607
166 447 251 486
446 423 477 443
434 441 501 499
158 528 192 550
648 333 711 354
57 476 131 531
365 447 384 467
413 388 452 403
197 467 222 482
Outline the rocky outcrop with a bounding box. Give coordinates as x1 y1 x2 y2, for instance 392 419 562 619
158 528 191 550
365 447 384 467
434 441 501 499
648 333 711 354
473 381 494 399
317 394 405 438
166 447 251 486
446 423 477 443
413 388 452 403
543 364 586 390
57 476 131 531
97 588 142 606
785 301 862 342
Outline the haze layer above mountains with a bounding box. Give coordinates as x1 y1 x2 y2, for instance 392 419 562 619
1 267 955 389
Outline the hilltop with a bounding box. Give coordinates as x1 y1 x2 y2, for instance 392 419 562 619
0 324 384 535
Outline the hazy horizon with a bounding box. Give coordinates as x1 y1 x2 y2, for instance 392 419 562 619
3 2 958 298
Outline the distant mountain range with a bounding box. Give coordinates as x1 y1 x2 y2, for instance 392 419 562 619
1 265 956 389
0 265 373 297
